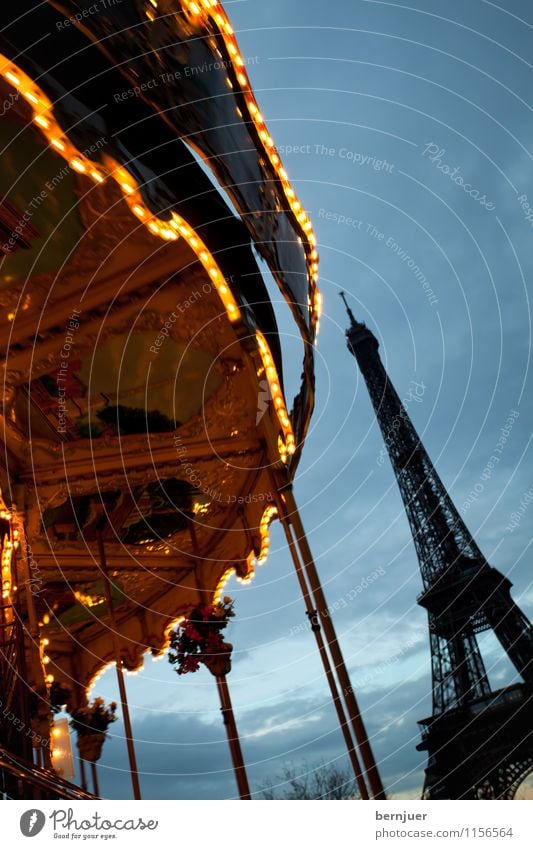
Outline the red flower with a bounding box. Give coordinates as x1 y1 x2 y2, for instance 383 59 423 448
168 598 235 675
184 624 202 641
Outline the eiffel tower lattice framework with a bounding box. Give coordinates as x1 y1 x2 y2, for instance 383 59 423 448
342 294 533 799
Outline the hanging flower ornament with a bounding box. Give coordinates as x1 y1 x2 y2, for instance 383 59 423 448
69 698 118 763
168 597 235 677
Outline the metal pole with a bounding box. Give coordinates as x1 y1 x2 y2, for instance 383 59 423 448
271 480 369 798
90 761 100 798
97 531 142 800
79 756 88 793
187 515 250 798
240 340 379 796
18 525 45 734
278 478 386 800
12 533 37 764
216 674 251 800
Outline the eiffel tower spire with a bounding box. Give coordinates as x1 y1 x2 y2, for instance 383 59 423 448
341 293 533 799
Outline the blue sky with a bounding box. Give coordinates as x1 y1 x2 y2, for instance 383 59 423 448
82 0 533 799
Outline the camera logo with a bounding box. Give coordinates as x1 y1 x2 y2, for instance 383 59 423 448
20 810 46 837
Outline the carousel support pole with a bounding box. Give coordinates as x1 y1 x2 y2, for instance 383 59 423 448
187 516 251 799
13 506 55 770
241 351 371 793
97 530 142 800
270 476 369 799
17 530 44 728
187 515 200 558
90 761 100 798
186 516 208 604
277 479 386 800
12 540 38 765
215 674 251 800
79 756 88 793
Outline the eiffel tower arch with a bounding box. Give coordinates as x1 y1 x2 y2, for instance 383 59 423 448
341 294 533 799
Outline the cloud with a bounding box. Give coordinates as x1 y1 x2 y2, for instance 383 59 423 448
86 673 431 800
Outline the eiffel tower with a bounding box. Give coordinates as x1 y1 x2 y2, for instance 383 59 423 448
341 294 533 799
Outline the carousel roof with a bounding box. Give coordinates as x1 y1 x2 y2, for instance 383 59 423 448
0 0 320 695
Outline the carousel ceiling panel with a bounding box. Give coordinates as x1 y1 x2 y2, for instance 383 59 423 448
43 569 204 690
5 266 260 472
0 19 287 353
40 480 196 544
40 567 192 627
0 1 319 699
0 6 316 462
0 171 204 348
15 430 267 686
31 443 264 542
0 115 83 283
42 0 317 335
21 332 222 442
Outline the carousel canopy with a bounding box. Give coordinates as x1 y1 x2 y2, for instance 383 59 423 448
0 0 319 696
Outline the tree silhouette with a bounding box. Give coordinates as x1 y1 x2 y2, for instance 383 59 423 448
257 761 358 800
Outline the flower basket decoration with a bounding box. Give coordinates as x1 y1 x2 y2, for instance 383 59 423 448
168 598 235 677
69 698 117 762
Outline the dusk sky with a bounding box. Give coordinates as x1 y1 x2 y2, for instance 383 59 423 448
82 0 533 799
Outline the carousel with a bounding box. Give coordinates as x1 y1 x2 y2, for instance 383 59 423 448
0 1 384 800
